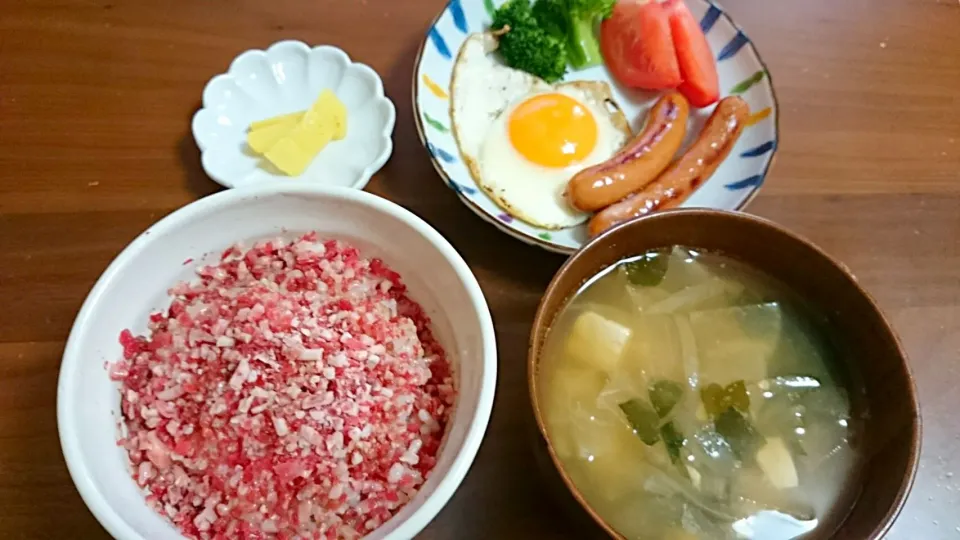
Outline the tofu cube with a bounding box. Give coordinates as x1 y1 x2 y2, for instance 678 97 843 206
756 437 799 489
565 311 632 373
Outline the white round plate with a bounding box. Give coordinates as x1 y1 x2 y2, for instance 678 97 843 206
413 0 779 254
192 41 396 190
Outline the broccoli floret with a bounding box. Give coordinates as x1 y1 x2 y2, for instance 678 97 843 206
532 0 615 70
492 0 567 82
569 0 615 68
569 0 615 20
492 0 537 31
531 0 568 39
498 24 567 82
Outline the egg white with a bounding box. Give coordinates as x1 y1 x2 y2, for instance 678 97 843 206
449 32 632 230
450 33 550 162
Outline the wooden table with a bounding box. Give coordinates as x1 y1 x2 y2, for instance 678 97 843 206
1 0 958 537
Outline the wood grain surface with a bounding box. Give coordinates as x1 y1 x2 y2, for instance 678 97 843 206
1 0 958 538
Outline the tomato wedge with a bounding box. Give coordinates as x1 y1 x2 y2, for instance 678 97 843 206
665 0 720 107
600 0 681 91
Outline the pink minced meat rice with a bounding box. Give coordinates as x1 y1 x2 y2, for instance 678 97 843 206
109 233 455 539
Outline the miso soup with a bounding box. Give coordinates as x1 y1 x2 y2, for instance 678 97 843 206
538 246 861 539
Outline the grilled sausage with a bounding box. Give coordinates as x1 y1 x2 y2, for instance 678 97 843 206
588 96 750 237
566 92 690 212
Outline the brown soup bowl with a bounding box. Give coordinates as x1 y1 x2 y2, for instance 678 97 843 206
527 209 921 540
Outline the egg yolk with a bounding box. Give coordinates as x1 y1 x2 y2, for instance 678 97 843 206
507 93 598 168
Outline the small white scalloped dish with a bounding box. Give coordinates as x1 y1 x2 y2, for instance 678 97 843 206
192 41 396 189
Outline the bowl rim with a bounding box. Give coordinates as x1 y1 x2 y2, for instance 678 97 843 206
56 183 498 540
190 40 398 190
527 207 922 539
410 0 782 255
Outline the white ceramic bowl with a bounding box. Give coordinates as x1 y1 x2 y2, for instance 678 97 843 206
192 41 396 189
57 185 496 539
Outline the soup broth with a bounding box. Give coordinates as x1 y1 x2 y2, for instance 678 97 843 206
538 247 861 539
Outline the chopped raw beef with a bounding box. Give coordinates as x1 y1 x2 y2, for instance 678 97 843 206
110 233 455 539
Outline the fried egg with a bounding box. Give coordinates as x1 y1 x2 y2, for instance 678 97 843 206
449 32 631 229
